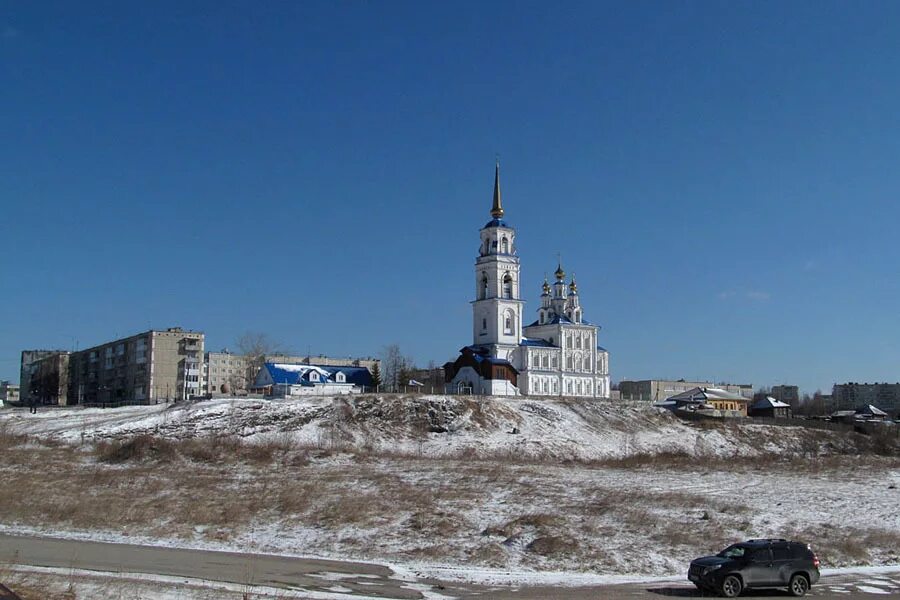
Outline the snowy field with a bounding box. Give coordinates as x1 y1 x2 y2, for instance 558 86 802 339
0 395 898 584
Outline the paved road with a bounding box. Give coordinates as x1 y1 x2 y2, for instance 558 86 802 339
0 533 898 599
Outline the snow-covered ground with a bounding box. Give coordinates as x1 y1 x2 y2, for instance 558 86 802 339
1 395 898 583
0 394 870 460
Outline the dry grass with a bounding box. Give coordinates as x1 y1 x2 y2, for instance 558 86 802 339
0 428 897 576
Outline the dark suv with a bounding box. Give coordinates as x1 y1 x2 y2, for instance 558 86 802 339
688 539 820 597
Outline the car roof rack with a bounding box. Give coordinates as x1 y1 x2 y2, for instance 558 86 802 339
747 538 787 543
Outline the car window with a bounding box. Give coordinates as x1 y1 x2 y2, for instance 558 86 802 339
749 548 771 562
772 547 792 560
717 545 746 558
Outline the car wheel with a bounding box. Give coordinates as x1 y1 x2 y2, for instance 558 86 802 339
789 574 809 597
720 574 743 598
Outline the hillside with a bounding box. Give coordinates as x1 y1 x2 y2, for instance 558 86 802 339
1 395 898 583
2 394 876 460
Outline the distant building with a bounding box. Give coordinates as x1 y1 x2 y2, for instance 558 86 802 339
20 351 70 405
19 350 68 404
619 379 753 402
253 363 374 397
68 328 204 404
0 381 19 405
663 386 750 417
831 404 889 424
265 354 380 372
748 396 792 419
203 350 251 395
443 163 611 398
832 383 900 413
770 385 800 408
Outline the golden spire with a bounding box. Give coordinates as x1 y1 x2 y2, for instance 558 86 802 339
542 275 551 294
569 272 578 293
491 160 504 218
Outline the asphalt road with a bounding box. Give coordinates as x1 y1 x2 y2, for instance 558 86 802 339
0 533 897 599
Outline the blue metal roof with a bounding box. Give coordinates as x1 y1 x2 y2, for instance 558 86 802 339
597 345 607 352
263 363 374 388
483 218 511 229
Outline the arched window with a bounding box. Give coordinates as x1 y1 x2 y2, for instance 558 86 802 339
576 336 582 349
504 312 513 334
542 354 549 369
583 356 591 371
567 356 574 370
539 311 544 324
501 237 508 253
480 274 488 299
502 274 513 299
575 310 581 323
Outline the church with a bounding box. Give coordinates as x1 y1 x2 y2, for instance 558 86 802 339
444 164 611 398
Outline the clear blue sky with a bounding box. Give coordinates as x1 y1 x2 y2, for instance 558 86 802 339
3 1 900 395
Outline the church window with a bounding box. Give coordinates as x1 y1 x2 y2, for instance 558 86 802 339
539 312 544 324
567 356 574 371
502 274 513 299
551 354 558 368
491 240 497 250
483 240 490 255
480 274 488 299
576 310 581 323
482 318 487 330
542 354 548 369
501 237 508 253
577 380 582 395
586 381 592 395
583 356 591 371
504 314 512 334
566 380 572 394
576 336 582 349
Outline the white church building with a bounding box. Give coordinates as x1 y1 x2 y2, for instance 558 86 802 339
444 164 611 398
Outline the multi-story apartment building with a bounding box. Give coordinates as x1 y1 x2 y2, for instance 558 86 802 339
265 354 380 372
832 382 900 413
203 350 251 395
19 350 69 404
20 350 70 405
618 379 753 402
68 328 204 404
770 385 800 408
0 381 20 405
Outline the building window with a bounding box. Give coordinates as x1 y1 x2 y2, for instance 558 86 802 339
481 273 488 300
502 274 513 299
501 237 508 253
482 318 487 330
504 314 512 334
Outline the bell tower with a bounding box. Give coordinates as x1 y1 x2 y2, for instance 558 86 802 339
472 162 525 360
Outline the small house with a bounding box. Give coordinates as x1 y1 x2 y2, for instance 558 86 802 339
748 396 792 419
253 363 374 397
664 386 749 417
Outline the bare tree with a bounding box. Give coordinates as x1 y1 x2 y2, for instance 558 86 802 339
381 344 414 392
236 332 286 389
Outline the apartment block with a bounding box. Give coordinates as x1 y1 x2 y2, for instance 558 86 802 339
832 382 900 412
770 385 800 407
618 379 753 402
265 354 380 372
68 328 204 404
203 350 251 395
20 350 70 405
